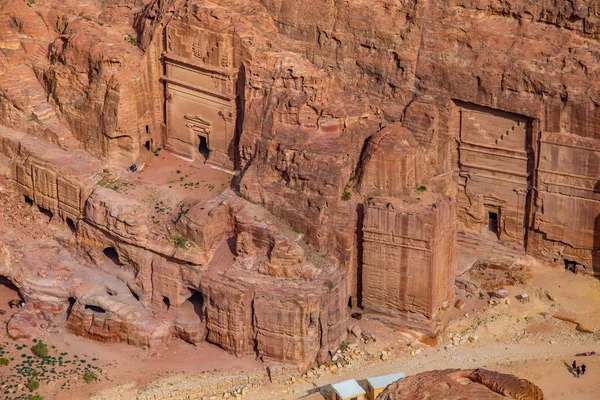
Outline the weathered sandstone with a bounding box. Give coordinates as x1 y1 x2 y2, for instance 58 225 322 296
378 368 545 400
1 0 600 370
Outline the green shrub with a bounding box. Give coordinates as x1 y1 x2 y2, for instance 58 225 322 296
324 280 334 291
417 185 427 193
341 190 351 201
0 357 9 366
31 341 48 358
83 370 97 383
29 396 44 400
26 378 40 391
170 232 188 249
124 33 137 46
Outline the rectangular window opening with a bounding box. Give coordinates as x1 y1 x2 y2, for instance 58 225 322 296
488 211 499 234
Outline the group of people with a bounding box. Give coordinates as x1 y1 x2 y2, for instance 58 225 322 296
572 360 587 378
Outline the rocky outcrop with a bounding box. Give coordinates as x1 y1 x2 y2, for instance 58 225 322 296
378 369 544 400
0 125 346 366
3 0 600 370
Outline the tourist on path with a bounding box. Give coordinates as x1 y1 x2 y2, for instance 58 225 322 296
581 364 586 375
572 360 577 371
576 366 581 378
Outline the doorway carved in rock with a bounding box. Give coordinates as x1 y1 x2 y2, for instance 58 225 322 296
185 114 211 162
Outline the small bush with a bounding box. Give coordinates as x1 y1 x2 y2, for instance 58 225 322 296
341 190 351 201
26 378 40 391
324 280 334 291
29 396 44 400
339 342 349 352
291 227 301 234
31 341 48 358
417 185 427 193
83 371 97 383
0 357 9 366
124 33 137 46
170 232 188 249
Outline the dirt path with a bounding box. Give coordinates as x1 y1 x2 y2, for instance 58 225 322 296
245 338 600 399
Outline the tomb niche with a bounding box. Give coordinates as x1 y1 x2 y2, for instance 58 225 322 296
162 21 238 171
454 102 533 245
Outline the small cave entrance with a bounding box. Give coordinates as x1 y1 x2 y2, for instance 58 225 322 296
162 296 171 311
66 218 76 234
38 205 54 220
198 136 209 160
105 287 117 296
180 291 204 323
24 195 34 206
145 125 150 135
85 304 106 314
66 297 76 319
103 247 122 266
564 259 585 274
488 211 499 234
144 140 151 151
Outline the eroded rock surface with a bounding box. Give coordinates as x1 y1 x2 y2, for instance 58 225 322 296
1 0 600 370
378 368 545 400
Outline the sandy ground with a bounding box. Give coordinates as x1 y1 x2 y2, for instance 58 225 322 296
0 294 263 399
97 150 232 242
2 152 600 399
2 216 600 399
243 262 600 400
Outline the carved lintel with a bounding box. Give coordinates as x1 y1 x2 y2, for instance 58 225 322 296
184 114 212 137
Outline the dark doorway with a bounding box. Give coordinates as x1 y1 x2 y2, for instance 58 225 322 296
66 297 76 319
488 211 499 234
198 136 209 160
564 259 576 273
144 140 151 151
181 291 204 322
38 205 53 220
66 218 76 233
145 125 150 135
24 195 33 206
163 296 171 311
103 247 121 266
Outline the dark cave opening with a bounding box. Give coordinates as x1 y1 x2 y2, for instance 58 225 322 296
66 217 76 233
103 247 122 266
85 304 106 314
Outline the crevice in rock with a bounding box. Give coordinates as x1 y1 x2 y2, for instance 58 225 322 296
85 304 106 314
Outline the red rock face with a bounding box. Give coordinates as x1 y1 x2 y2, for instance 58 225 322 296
1 0 600 367
378 368 545 400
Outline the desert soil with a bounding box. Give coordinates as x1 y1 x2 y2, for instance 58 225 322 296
1 158 600 399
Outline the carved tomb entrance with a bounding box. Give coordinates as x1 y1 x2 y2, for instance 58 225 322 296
455 102 533 245
162 22 237 171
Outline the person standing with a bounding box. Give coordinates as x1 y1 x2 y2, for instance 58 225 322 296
572 360 577 371
576 366 581 378
581 364 587 376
